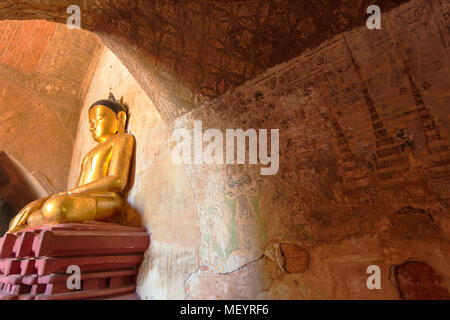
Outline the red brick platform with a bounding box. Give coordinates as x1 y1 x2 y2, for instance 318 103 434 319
0 223 150 300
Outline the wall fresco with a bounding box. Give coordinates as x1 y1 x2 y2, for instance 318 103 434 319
178 0 449 298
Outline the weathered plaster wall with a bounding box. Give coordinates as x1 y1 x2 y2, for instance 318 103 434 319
69 0 449 300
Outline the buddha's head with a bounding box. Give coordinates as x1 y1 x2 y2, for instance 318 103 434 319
89 96 128 142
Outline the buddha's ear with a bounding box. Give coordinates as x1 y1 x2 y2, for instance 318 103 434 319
117 111 127 134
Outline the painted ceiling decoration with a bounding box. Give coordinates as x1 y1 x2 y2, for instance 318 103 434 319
0 0 407 123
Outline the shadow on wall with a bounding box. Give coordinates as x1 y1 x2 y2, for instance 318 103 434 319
0 198 14 236
0 151 46 235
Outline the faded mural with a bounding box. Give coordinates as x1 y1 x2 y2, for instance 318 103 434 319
180 0 449 299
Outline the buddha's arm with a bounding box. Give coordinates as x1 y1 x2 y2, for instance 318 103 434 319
69 134 135 195
74 156 87 188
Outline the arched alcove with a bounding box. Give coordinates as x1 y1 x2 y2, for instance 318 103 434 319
0 151 47 234
0 151 46 212
0 19 103 194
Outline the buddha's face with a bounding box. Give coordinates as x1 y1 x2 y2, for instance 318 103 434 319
88 105 118 142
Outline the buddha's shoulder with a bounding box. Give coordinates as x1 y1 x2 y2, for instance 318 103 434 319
110 133 135 145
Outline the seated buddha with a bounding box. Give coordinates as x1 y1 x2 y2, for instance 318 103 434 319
7 95 142 233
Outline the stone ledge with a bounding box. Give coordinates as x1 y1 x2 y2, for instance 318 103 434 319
0 223 150 300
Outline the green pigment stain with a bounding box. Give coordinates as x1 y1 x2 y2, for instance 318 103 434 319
304 231 315 246
249 189 268 246
299 283 310 299
224 195 238 257
213 240 225 259
297 224 305 233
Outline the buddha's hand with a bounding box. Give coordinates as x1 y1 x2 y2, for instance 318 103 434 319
8 197 50 233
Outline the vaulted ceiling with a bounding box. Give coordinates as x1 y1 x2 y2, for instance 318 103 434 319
0 19 102 194
0 0 408 123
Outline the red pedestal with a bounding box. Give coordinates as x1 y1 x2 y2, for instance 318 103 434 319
0 223 150 300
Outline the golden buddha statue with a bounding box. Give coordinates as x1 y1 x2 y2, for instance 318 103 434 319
8 95 141 233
